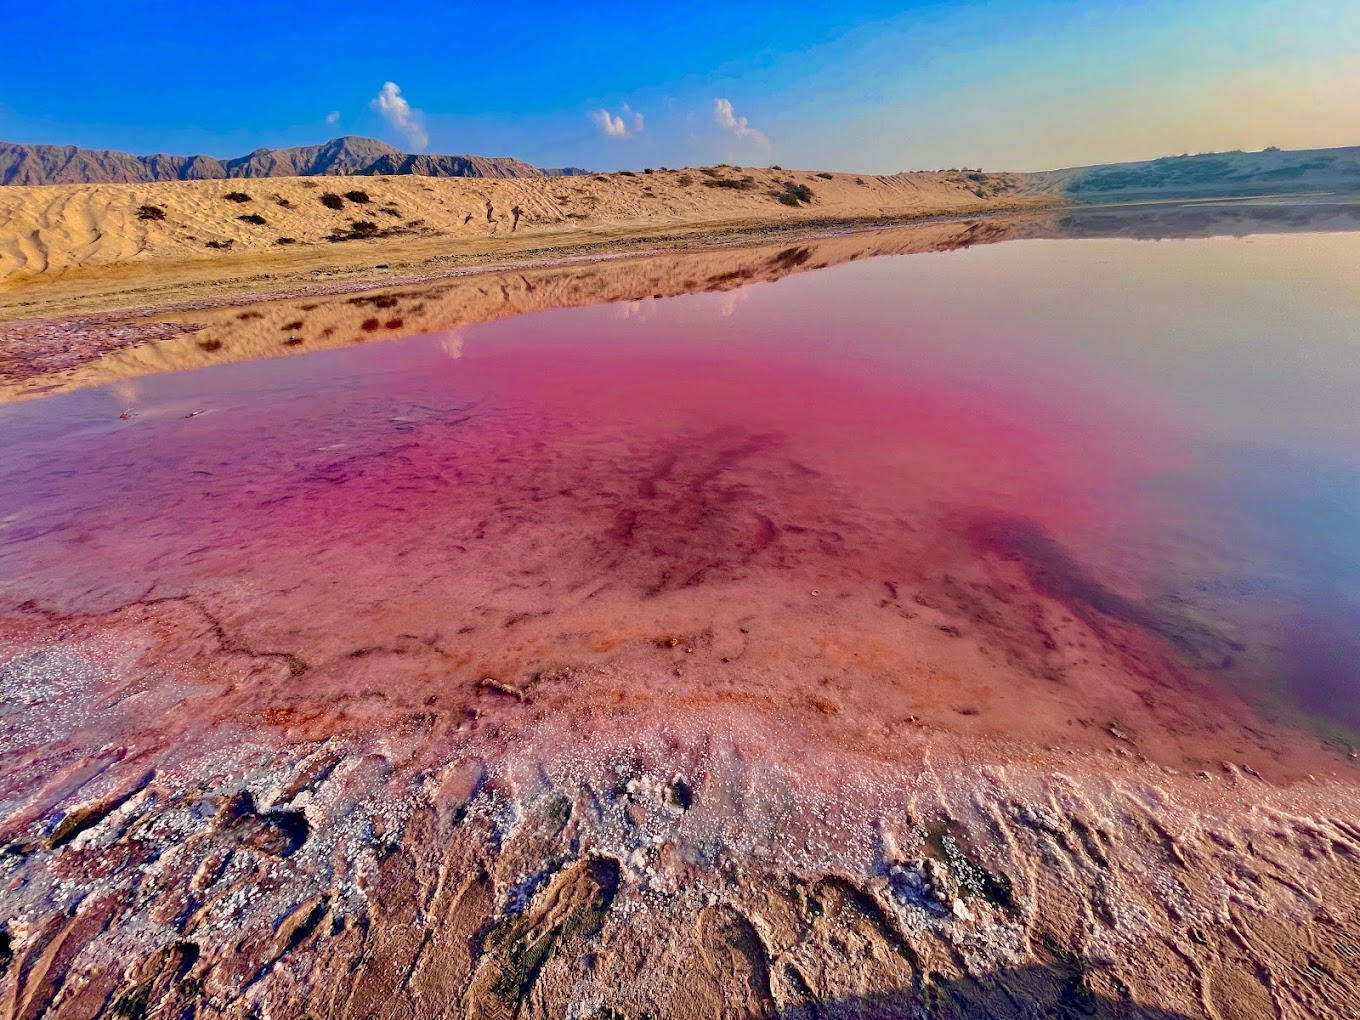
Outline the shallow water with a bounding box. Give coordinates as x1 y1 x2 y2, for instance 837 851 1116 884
2 202 1359 757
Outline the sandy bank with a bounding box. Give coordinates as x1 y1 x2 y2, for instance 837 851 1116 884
0 166 1051 320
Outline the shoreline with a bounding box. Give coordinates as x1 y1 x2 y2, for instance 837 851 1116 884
0 206 1063 393
0 203 1063 321
9 192 1355 396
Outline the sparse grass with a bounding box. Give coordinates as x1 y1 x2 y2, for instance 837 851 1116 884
224 192 252 203
344 190 371 204
815 172 834 180
136 204 166 221
237 213 267 225
300 180 319 189
319 193 345 210
677 174 694 187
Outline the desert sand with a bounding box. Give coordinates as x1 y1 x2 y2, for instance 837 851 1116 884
0 167 1046 319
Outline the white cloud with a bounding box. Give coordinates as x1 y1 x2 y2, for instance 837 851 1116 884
591 103 644 139
713 98 768 148
325 111 340 126
369 81 428 151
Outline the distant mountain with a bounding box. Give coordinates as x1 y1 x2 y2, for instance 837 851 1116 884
0 136 551 185
543 167 592 177
1029 145 1360 201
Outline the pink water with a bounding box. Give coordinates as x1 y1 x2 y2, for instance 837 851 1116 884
3 215 1360 766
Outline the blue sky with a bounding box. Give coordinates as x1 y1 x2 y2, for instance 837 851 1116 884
3 0 1357 171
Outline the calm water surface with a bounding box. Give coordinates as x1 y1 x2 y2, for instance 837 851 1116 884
3 206 1359 740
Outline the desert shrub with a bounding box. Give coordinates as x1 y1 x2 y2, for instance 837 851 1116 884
136 204 165 221
379 205 401 216
593 175 609 182
319 193 345 210
300 181 320 189
619 170 637 177
224 192 251 203
643 168 654 174
816 172 834 180
328 219 384 242
771 165 783 170
276 236 297 245
205 239 234 249
704 176 756 191
677 174 694 187
700 167 722 177
274 197 292 208
855 177 866 185
771 182 814 206
344 190 371 204
282 319 304 331
237 213 267 225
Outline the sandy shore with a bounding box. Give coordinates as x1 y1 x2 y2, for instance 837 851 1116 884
0 213 1047 400
0 166 1055 322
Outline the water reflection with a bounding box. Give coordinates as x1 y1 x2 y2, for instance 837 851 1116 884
1 200 1358 763
7 198 1359 403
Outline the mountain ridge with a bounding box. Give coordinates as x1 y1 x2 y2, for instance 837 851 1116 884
0 136 558 185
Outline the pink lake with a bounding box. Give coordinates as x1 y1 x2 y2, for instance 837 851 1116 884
3 203 1360 778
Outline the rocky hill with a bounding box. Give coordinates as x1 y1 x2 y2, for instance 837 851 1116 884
0 136 547 185
1027 145 1360 201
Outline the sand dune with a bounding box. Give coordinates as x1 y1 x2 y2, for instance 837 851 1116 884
0 166 1040 290
3 144 1355 325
